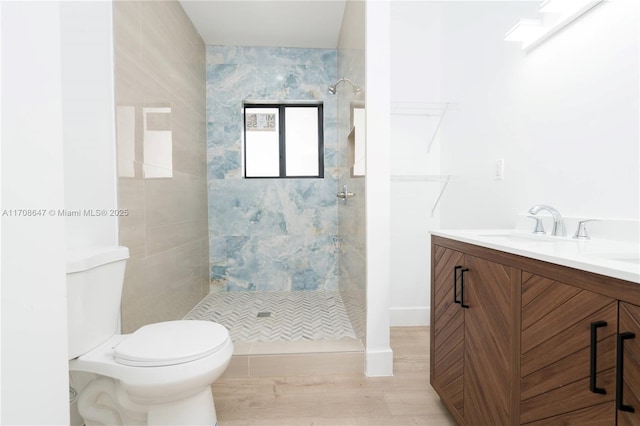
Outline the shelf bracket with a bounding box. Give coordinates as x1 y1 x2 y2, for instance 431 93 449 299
427 103 449 154
431 175 450 217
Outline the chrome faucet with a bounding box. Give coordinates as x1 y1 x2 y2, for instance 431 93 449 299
528 204 566 237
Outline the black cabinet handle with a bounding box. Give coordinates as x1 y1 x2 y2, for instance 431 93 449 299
616 331 636 413
453 266 462 304
590 320 607 394
460 268 469 309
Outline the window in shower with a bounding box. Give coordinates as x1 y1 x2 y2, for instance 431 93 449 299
243 103 324 178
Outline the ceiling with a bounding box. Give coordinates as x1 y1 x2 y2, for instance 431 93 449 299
179 1 347 49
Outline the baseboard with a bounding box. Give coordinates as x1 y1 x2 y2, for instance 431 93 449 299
222 338 365 378
365 348 394 377
389 306 430 326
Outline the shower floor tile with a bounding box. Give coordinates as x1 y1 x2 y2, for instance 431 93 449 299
184 291 357 343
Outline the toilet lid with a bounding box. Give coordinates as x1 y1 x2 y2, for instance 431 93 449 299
113 321 230 367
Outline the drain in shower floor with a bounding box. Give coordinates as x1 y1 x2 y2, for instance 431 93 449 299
257 312 271 318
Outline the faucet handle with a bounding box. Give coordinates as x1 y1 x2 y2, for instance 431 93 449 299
527 216 546 235
573 219 599 240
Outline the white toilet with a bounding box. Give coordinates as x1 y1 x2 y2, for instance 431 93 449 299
66 246 233 426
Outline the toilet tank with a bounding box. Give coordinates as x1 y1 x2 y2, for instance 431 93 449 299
66 246 129 360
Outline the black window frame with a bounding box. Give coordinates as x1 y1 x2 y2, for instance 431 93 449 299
243 102 324 179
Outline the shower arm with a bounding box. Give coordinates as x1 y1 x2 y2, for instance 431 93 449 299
328 77 361 95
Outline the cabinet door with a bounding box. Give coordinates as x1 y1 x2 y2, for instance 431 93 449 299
431 245 465 419
463 254 512 426
523 403 615 425
519 272 617 424
618 302 640 426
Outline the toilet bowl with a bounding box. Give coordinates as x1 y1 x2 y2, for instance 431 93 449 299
66 246 233 425
70 320 233 425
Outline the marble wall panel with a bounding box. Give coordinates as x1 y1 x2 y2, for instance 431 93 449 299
337 0 367 338
207 46 339 292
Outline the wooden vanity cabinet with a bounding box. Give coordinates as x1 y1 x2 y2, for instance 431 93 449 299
432 246 465 420
431 236 640 426
431 245 514 425
519 272 618 424
618 302 640 426
520 280 640 426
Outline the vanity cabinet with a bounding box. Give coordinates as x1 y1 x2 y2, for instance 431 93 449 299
431 245 513 425
618 302 640 426
519 273 618 424
432 246 465 419
522 298 640 426
431 236 640 426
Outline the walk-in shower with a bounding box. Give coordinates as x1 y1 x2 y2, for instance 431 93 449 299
109 2 367 380
185 291 358 342
182 46 364 351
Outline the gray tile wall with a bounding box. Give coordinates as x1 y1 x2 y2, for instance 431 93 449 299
113 1 208 333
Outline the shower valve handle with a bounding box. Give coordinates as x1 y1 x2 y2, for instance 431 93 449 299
337 185 355 203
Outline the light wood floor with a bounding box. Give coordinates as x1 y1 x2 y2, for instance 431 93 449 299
211 326 457 425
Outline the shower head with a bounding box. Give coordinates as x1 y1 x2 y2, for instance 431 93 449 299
328 77 361 95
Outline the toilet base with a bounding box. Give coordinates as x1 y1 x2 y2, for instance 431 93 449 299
147 387 216 426
77 375 218 426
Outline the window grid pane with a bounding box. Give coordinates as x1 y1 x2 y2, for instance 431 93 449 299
285 107 319 177
243 103 323 179
244 107 280 177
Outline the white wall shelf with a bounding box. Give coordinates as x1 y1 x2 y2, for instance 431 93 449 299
390 102 459 217
390 101 459 115
390 174 452 216
391 102 458 153
390 174 449 182
348 106 366 176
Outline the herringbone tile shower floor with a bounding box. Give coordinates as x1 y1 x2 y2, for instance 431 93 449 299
184 291 357 343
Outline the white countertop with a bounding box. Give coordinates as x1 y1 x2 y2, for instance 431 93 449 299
431 229 640 284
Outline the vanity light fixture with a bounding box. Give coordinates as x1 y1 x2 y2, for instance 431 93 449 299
540 0 598 15
504 19 544 45
505 0 603 51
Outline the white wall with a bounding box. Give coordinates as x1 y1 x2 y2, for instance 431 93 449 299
391 2 443 103
365 0 393 376
1 3 69 423
439 0 639 229
388 0 638 326
1 2 118 423
61 1 119 248
389 2 445 326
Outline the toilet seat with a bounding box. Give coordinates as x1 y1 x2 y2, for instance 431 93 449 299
113 321 230 367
